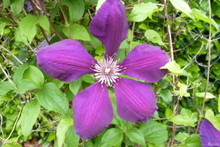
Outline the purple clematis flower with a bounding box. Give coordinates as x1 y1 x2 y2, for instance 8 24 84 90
37 0 169 139
200 119 220 147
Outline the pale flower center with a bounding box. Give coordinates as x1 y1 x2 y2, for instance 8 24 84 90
92 57 122 86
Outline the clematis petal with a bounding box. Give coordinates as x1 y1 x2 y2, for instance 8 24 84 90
73 83 113 139
120 44 169 83
200 119 220 147
89 0 128 57
114 78 158 123
37 39 96 82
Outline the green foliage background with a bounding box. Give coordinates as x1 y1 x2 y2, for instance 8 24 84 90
0 0 220 146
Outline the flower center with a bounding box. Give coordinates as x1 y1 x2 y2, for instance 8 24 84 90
92 57 122 86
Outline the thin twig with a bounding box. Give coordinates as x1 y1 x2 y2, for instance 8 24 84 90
0 45 23 64
195 0 212 133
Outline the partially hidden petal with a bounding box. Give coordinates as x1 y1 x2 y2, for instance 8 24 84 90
114 78 158 123
89 0 128 57
200 119 220 147
37 39 96 82
120 44 169 83
73 83 113 139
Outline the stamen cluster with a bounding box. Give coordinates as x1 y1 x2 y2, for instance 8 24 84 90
92 57 122 86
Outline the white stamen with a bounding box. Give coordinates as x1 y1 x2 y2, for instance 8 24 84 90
92 57 122 87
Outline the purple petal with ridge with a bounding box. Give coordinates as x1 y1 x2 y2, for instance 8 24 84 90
200 119 220 147
37 39 96 82
120 44 169 83
114 78 158 123
90 0 128 57
73 83 113 139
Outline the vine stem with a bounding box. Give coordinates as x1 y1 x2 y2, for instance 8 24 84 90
195 0 212 133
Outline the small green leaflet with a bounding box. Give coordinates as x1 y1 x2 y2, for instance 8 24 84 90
20 99 41 139
10 0 24 15
160 61 183 75
205 109 220 131
195 92 216 99
144 29 165 46
126 128 145 145
65 126 80 147
0 81 14 95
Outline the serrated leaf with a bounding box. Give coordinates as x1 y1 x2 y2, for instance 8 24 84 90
140 120 168 144
99 128 123 147
126 128 145 145
20 99 40 139
10 0 24 15
160 61 183 75
128 2 158 22
192 9 219 30
0 81 14 95
38 15 50 32
19 14 38 42
195 92 216 99
69 78 82 95
145 29 164 46
65 126 79 147
160 89 172 103
36 83 69 116
169 115 196 127
57 117 73 147
23 65 44 88
170 0 194 19
62 24 91 41
60 0 84 22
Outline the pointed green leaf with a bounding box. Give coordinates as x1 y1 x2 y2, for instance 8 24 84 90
13 63 29 85
145 29 164 46
69 78 82 95
195 92 216 99
65 126 80 147
169 115 196 127
15 27 28 44
205 109 220 131
10 0 24 15
184 134 201 147
36 83 69 116
38 15 50 32
160 61 183 75
160 89 172 103
20 99 41 139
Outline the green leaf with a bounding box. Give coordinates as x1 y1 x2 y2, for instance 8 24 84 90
174 132 189 142
160 61 183 75
99 128 123 147
2 142 22 147
69 78 82 95
23 65 44 88
169 115 196 127
0 81 14 95
20 99 40 139
218 95 220 112
60 0 85 22
128 2 158 22
184 134 201 147
13 63 29 85
38 15 50 32
0 22 6 35
10 0 24 15
19 14 39 42
160 89 172 103
57 117 73 147
205 109 220 131
65 126 79 147
62 24 91 41
126 128 145 145
192 9 219 30
144 29 164 46
3 0 11 9
15 79 38 94
169 0 194 19
140 120 168 144
15 27 28 44
195 92 216 99
36 83 69 116
165 108 173 118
